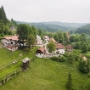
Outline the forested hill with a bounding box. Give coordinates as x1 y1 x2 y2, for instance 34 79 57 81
16 21 87 32
0 6 17 37
75 24 90 34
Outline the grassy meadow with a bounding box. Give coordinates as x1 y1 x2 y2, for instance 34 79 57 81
0 48 90 90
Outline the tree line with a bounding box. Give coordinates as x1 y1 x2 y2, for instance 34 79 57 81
0 6 17 37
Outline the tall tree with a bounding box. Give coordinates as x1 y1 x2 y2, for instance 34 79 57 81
47 41 56 53
63 32 69 45
27 34 35 49
0 6 7 24
66 73 73 90
31 26 36 38
38 28 42 36
11 18 17 26
80 33 86 42
17 24 29 46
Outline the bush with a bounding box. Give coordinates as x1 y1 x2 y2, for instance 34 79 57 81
51 56 58 61
51 56 66 62
79 60 89 74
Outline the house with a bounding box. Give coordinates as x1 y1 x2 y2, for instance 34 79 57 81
36 35 43 45
66 45 73 51
36 47 46 58
55 43 65 54
49 38 57 43
10 26 16 31
1 36 18 51
1 36 18 46
44 35 49 42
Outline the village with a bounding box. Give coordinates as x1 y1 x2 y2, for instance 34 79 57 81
1 34 73 58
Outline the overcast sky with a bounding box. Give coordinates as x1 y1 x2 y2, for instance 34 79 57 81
0 0 90 23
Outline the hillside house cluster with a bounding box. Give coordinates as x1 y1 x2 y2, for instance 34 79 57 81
0 34 73 57
36 35 73 58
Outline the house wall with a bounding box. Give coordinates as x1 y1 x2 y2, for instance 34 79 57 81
1 39 17 46
1 39 10 46
36 53 44 58
36 35 43 45
55 49 65 54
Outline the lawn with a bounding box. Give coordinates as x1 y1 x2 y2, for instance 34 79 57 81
0 47 36 67
0 48 90 90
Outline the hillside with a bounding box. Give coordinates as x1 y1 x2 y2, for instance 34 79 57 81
76 24 90 34
0 48 90 90
16 21 87 32
0 6 17 37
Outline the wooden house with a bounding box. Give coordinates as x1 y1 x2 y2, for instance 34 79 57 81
36 47 46 58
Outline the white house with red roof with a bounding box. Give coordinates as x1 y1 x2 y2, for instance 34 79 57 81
36 47 46 58
55 43 65 54
1 36 18 46
1 36 18 51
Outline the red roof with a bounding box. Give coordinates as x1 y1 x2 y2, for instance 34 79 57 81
38 47 46 53
4 36 18 41
56 44 64 49
49 38 57 43
44 36 49 39
66 45 73 49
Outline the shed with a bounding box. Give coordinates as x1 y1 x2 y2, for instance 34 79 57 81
36 47 46 54
22 57 30 70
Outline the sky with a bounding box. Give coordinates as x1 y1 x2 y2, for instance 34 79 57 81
0 0 90 23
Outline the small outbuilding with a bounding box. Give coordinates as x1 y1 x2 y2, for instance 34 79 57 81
36 47 46 58
22 57 30 70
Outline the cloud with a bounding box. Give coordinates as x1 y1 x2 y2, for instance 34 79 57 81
0 0 90 23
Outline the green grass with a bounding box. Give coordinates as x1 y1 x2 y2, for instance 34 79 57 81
0 48 90 90
0 47 36 67
0 61 21 80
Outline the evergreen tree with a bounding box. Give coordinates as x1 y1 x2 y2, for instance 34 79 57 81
0 6 7 24
66 73 73 90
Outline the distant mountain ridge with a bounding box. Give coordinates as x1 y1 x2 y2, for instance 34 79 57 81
75 24 90 34
16 21 88 32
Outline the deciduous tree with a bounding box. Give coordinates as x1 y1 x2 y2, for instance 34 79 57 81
47 41 56 53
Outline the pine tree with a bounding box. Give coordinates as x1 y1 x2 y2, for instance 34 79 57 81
0 6 7 24
66 73 73 90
